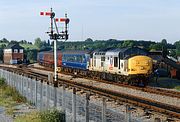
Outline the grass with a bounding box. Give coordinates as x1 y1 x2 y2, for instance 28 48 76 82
0 78 65 122
15 111 41 122
174 86 180 91
0 78 27 115
15 109 65 122
149 77 180 91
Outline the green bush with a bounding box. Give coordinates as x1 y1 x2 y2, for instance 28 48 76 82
0 78 6 86
39 108 65 122
175 86 180 91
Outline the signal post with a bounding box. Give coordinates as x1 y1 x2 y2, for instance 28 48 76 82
40 8 70 108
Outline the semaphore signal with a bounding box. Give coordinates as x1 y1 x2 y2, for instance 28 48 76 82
40 8 70 40
40 8 70 85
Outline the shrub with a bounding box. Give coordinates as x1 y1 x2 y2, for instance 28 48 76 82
175 86 180 91
0 78 6 86
39 108 65 122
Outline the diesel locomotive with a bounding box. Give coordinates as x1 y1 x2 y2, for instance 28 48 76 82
37 47 153 86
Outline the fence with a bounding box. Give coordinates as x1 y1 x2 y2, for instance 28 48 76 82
0 69 146 122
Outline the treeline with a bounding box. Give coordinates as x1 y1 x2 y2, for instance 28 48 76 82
54 38 179 57
0 37 180 62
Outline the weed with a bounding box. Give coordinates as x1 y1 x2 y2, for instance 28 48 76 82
39 108 65 122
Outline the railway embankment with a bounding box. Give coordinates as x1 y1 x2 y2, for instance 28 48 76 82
0 77 35 121
0 77 64 122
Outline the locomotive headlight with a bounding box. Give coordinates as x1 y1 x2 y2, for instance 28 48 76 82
140 66 144 70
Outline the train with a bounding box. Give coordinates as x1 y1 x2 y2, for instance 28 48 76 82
37 47 153 86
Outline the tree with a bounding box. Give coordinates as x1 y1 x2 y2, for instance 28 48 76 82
174 40 180 56
161 39 167 45
47 40 50 46
85 38 93 42
122 40 135 47
25 49 38 63
9 40 19 45
149 43 162 51
0 49 3 61
34 38 42 49
0 44 6 49
1 38 9 43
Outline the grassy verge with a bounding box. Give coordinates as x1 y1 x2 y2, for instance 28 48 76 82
0 78 65 122
0 78 27 115
15 108 65 122
149 77 180 91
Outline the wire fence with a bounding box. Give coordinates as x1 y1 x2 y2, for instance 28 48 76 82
0 69 150 122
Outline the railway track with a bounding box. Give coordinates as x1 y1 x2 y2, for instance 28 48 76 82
0 66 180 119
28 65 180 99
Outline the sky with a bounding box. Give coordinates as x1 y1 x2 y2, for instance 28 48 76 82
0 0 180 44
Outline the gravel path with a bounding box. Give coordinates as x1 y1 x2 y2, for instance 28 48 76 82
0 107 13 122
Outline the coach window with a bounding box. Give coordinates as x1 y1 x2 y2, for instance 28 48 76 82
94 57 96 67
114 57 118 67
101 57 105 61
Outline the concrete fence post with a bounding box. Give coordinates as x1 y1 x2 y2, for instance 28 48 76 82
13 73 15 87
47 73 53 108
46 83 50 108
7 71 10 84
9 71 11 86
25 77 28 100
23 76 26 98
35 78 38 108
21 75 24 95
54 86 57 108
12 72 14 87
72 88 76 122
85 93 90 122
17 75 20 92
62 84 66 113
30 77 33 104
126 105 131 122
102 97 107 122
14 73 16 87
40 80 43 110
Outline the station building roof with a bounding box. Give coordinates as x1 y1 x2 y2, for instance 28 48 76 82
5 44 24 49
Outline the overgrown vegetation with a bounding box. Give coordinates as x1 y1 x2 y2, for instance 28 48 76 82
149 77 180 91
15 109 65 122
0 78 26 103
39 108 65 122
0 78 65 122
0 78 26 115
175 86 180 91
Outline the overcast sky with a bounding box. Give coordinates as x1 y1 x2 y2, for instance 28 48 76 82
0 0 180 43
